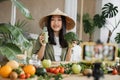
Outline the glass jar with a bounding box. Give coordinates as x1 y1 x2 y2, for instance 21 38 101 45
29 54 41 67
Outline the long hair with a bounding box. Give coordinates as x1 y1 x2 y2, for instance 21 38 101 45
47 15 68 48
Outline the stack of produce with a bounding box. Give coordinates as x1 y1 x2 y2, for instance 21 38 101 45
0 60 36 80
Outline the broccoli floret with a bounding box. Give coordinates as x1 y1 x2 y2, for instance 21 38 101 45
64 32 81 47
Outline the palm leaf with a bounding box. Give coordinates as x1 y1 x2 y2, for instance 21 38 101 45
0 23 12 42
15 19 27 28
7 24 31 50
0 23 10 33
11 0 33 19
0 23 31 60
0 43 21 60
0 23 31 55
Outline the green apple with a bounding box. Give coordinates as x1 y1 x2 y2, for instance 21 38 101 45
42 59 51 68
72 64 81 74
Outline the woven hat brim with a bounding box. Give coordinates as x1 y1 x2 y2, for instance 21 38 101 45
39 14 75 30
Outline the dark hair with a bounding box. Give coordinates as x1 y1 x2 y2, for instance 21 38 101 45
47 15 68 48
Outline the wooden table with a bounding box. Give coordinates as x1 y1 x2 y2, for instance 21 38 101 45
1 74 120 80
51 61 120 80
0 77 37 80
62 74 120 80
1 61 120 80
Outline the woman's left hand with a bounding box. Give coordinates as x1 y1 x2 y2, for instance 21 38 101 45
68 41 77 48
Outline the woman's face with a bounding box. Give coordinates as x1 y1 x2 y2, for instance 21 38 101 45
50 15 62 32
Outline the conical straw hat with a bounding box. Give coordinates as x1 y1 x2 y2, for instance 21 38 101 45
39 8 75 30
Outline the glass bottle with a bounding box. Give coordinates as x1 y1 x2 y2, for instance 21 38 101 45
42 26 48 43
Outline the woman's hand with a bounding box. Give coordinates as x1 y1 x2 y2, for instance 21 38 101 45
39 33 46 46
68 41 77 48
37 34 47 60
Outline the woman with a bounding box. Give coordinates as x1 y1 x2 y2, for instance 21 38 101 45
32 8 75 61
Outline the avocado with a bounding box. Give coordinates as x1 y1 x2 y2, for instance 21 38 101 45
35 67 47 76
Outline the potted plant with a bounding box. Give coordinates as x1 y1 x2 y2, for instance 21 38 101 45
83 13 105 42
0 22 32 59
83 3 119 43
83 13 95 42
0 0 33 64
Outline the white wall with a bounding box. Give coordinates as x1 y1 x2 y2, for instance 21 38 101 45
65 0 77 33
100 0 120 45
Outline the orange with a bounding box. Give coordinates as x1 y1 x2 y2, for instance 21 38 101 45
23 64 36 75
0 65 12 78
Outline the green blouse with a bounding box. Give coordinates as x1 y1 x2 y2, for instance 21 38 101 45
32 38 68 61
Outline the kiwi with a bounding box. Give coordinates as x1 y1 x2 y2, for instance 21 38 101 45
9 71 18 80
83 69 92 76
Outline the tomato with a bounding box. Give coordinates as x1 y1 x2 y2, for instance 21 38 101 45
112 68 118 75
46 68 50 72
54 68 59 74
19 73 26 79
49 67 64 74
59 67 64 74
49 67 56 73
56 67 61 72
25 73 31 78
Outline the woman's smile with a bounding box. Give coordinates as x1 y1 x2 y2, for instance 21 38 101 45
51 15 62 32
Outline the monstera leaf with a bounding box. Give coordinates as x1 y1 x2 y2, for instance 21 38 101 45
115 33 120 43
83 13 95 34
93 14 106 28
102 3 118 18
83 13 95 41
